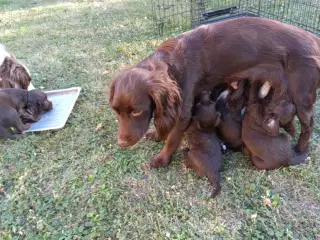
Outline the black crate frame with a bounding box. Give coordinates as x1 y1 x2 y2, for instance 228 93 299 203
151 0 320 36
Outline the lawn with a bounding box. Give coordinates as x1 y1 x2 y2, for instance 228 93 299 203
0 0 320 239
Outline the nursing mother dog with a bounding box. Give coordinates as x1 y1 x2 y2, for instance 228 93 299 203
109 17 320 169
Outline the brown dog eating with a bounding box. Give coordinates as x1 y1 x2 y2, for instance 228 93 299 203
183 91 223 198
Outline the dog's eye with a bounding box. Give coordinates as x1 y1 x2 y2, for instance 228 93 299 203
131 110 143 117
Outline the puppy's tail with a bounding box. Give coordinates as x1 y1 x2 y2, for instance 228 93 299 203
207 172 221 198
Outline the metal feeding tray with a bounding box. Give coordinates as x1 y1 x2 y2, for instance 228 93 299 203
25 87 81 132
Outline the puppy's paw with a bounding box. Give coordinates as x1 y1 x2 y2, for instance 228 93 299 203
144 129 161 142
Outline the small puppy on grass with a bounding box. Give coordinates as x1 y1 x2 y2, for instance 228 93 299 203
242 81 307 170
183 90 223 198
0 89 52 139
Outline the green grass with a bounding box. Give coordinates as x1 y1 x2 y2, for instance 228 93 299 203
0 0 320 239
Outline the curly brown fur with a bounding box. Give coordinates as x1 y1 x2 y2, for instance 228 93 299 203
0 56 31 89
110 64 181 148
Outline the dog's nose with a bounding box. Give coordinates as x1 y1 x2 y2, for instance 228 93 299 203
117 139 130 148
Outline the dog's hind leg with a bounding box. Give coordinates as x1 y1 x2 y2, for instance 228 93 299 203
288 67 318 153
9 110 31 133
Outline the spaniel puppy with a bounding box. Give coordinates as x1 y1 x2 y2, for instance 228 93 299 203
0 88 52 123
0 89 52 139
110 17 320 169
183 90 222 198
0 43 33 89
242 82 307 170
214 89 244 151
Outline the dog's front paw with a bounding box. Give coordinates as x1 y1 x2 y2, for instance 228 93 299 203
148 153 170 169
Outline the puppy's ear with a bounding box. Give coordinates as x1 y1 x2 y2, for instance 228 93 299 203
263 117 280 136
148 69 182 140
259 81 271 99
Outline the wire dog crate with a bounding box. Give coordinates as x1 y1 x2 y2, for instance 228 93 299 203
151 0 320 36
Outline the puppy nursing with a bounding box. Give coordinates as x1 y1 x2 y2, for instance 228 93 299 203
242 81 307 170
215 89 244 151
183 91 223 198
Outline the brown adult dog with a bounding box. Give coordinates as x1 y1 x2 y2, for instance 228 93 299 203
242 82 306 170
110 17 320 168
183 91 222 197
0 44 32 89
0 88 52 124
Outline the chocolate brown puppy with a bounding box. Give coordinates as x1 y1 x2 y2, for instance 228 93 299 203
184 91 222 198
0 88 52 123
215 89 244 151
262 99 296 137
0 92 31 139
242 83 307 170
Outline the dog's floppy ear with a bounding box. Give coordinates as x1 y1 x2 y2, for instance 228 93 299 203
263 117 280 136
148 68 182 140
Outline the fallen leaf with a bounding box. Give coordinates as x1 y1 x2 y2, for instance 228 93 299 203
95 123 103 131
263 197 272 207
7 163 14 170
251 213 257 219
